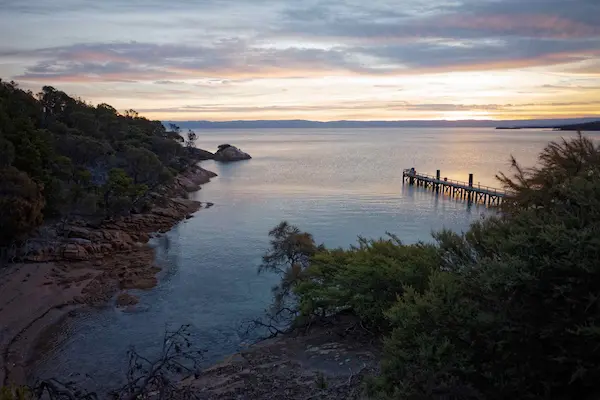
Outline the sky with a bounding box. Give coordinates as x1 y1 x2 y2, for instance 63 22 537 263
1 0 599 121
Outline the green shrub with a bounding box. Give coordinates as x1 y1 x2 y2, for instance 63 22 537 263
0 167 45 245
0 386 31 400
264 134 600 399
295 236 439 330
373 133 600 399
0 80 203 239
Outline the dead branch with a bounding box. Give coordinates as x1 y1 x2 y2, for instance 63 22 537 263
110 324 204 400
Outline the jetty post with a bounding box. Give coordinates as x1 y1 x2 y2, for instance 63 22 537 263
402 168 507 206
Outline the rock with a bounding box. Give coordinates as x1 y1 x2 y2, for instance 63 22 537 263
214 144 252 162
120 276 158 290
68 238 92 245
174 165 218 192
61 243 89 261
65 226 92 240
116 292 139 307
188 147 215 161
184 314 380 399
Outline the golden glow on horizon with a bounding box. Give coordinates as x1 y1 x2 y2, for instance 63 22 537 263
2 0 600 122
22 50 600 122
81 67 599 121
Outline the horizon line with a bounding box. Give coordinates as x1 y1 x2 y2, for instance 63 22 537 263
163 116 600 123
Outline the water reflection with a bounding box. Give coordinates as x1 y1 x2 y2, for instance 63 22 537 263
33 128 597 391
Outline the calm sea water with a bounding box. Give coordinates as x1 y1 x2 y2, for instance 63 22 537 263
32 128 596 391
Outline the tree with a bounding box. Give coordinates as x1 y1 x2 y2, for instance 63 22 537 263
150 136 183 165
0 80 205 241
0 167 45 245
0 136 15 167
123 146 170 186
96 103 117 116
124 109 139 118
295 236 439 329
186 129 197 149
100 168 146 217
71 111 99 138
373 134 600 399
259 221 317 275
497 131 600 211
55 135 113 167
256 135 600 399
168 123 181 134
257 222 319 327
165 123 184 143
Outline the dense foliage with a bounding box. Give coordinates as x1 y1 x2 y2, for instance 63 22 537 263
262 133 600 399
0 80 198 246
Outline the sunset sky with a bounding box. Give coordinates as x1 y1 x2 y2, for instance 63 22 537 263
1 0 599 121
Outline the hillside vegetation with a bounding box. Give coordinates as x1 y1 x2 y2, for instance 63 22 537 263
262 133 600 399
556 120 600 131
0 80 202 248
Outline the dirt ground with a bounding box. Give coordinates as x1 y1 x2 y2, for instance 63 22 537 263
184 314 381 400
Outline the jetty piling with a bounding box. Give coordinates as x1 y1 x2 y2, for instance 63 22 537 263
403 169 508 205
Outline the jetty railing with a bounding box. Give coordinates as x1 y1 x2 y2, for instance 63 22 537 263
402 169 509 205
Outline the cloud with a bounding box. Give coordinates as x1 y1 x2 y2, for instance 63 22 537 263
9 41 373 82
271 0 600 73
541 84 600 91
134 99 600 115
277 0 600 41
9 33 599 84
562 60 600 76
153 80 184 85
3 0 598 84
1 0 599 120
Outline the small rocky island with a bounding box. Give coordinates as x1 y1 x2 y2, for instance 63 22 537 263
214 144 252 162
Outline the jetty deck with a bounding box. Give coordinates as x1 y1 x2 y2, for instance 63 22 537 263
402 169 508 205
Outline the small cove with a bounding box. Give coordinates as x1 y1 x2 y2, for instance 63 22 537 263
31 127 595 392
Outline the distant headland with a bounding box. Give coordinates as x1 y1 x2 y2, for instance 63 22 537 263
496 120 600 131
164 117 600 130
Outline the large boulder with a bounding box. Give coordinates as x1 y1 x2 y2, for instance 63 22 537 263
214 144 252 162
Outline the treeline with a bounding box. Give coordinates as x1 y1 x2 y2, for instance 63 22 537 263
557 120 600 131
262 134 600 399
0 80 200 246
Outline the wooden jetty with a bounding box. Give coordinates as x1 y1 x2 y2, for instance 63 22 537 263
402 168 508 205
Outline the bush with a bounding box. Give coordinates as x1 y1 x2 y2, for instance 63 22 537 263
0 386 30 400
263 134 600 400
375 133 600 399
0 80 205 238
0 167 45 245
296 236 439 330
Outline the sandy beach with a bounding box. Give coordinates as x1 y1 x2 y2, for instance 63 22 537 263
0 165 216 386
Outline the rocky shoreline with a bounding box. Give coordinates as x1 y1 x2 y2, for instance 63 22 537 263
0 164 217 386
183 313 380 399
1 146 378 399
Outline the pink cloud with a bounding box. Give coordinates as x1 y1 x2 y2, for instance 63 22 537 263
437 13 600 39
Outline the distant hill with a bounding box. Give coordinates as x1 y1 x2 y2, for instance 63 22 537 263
554 121 600 131
496 118 600 130
165 117 600 130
